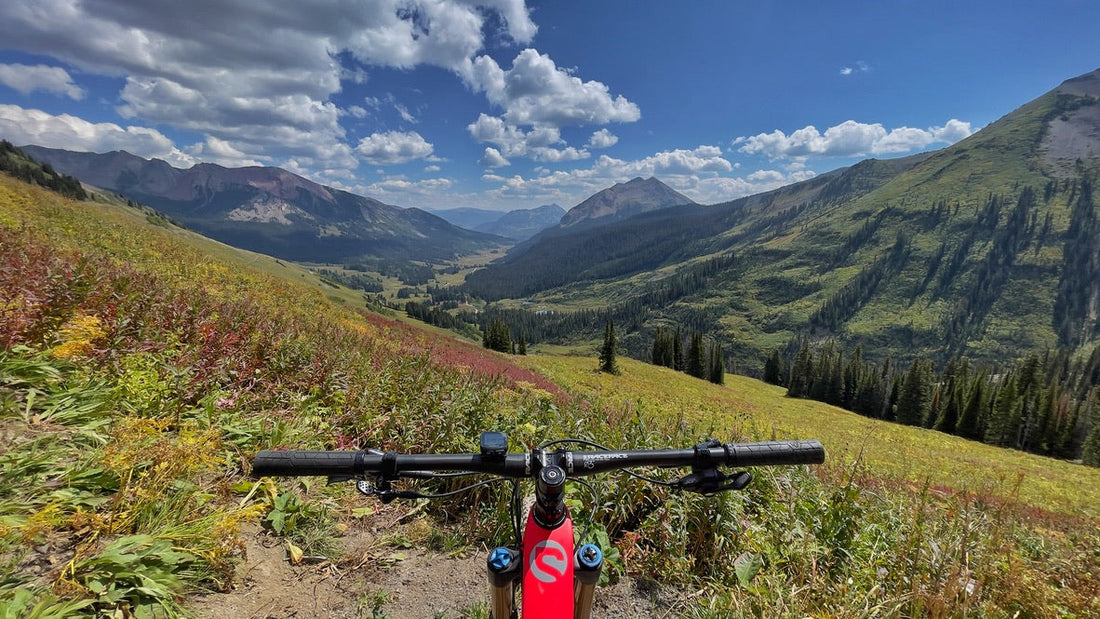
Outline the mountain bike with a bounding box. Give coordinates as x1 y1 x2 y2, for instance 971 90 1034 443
252 434 825 618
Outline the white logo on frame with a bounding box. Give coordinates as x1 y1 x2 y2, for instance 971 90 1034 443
528 540 568 584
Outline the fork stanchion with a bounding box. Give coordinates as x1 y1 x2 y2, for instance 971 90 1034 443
488 547 520 618
572 544 603 619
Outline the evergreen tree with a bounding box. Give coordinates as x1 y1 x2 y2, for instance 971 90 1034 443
708 342 725 385
985 376 1020 447
896 359 931 426
763 349 784 386
787 346 813 398
651 327 675 368
956 374 985 440
1082 397 1100 467
518 333 527 355
842 346 863 409
686 332 706 379
482 318 512 353
599 320 619 375
673 327 685 372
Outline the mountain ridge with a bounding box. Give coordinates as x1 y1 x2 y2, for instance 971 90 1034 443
19 145 503 264
558 176 695 228
461 67 1100 369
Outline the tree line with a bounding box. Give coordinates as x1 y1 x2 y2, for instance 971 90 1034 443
0 140 87 201
765 339 1100 466
650 326 725 385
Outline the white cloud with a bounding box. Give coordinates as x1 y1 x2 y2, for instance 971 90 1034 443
0 104 196 167
464 49 640 127
932 119 973 143
478 147 510 167
355 131 434 165
588 129 618 149
736 119 973 158
476 144 776 206
394 102 417 124
0 63 84 99
840 61 870 76
186 136 265 167
0 0 537 174
424 164 441 172
347 105 368 119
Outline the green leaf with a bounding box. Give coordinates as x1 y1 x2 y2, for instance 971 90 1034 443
267 510 286 533
734 551 762 588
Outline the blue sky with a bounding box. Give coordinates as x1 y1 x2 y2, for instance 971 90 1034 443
1 1 1098 211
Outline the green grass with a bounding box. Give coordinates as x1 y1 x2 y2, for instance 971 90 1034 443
3 171 1099 617
523 355 1100 519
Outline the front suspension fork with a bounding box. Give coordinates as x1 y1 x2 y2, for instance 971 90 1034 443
486 543 604 619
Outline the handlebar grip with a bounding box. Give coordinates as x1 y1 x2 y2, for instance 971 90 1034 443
252 450 361 477
724 440 825 467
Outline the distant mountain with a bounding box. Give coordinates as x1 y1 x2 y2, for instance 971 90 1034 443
475 204 565 240
558 177 694 228
464 67 1100 369
462 156 926 301
19 146 502 264
428 207 502 231
429 203 565 241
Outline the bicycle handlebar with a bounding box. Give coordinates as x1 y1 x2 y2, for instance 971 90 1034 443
252 440 824 479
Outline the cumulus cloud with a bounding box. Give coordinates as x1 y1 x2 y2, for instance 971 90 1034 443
0 0 537 173
465 49 640 127
736 119 973 158
0 104 196 167
476 144 763 206
0 63 84 99
467 113 592 163
588 129 618 149
356 131 434 165
186 136 265 167
478 147 510 167
461 47 639 162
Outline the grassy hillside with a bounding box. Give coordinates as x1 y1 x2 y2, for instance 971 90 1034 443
2 172 1098 617
454 82 1100 375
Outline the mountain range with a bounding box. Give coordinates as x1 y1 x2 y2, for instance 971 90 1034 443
12 67 1100 371
465 68 1100 368
19 146 503 264
429 204 565 240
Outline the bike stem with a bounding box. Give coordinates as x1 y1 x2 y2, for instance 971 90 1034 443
487 456 603 619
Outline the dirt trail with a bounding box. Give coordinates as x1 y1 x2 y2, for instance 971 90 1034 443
189 524 685 618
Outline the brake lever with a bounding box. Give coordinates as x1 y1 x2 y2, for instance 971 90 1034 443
355 478 425 504
673 469 752 495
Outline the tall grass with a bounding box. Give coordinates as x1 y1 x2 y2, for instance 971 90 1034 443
2 173 1098 617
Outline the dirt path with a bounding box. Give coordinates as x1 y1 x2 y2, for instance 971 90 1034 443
189 525 686 618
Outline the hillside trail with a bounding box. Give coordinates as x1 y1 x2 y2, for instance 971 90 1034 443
189 523 686 618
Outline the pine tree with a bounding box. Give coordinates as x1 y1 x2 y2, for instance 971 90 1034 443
686 332 705 379
599 320 619 375
482 318 513 353
985 376 1020 447
1082 398 1100 467
763 349 783 386
896 359 931 426
708 342 725 385
787 346 813 398
673 327 685 372
957 374 985 440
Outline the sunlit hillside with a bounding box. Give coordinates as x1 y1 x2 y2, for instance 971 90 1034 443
2 172 1098 617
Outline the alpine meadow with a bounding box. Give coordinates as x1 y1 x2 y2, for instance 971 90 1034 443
3 2 1100 617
